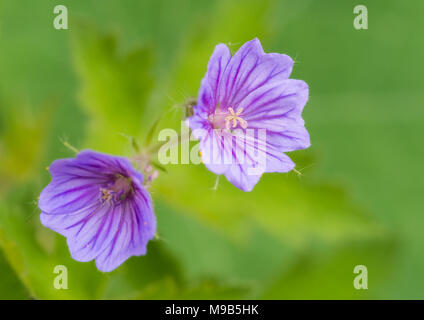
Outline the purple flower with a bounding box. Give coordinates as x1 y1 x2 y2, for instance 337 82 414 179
187 38 310 191
38 150 156 272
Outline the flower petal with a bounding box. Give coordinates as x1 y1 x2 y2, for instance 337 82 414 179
266 126 311 152
199 129 231 175
189 39 309 192
221 131 264 191
240 79 308 126
238 79 310 151
39 150 144 215
222 130 295 191
38 159 105 215
224 163 261 192
205 43 231 109
194 78 216 116
94 188 156 272
66 204 122 262
39 150 154 272
218 38 293 109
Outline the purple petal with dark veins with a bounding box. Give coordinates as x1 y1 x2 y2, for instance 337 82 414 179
188 38 310 191
39 150 156 272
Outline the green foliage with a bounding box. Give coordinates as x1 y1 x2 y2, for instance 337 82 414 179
136 278 249 300
0 98 52 191
71 20 154 153
0 250 29 299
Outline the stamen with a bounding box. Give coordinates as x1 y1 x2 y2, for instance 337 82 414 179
100 188 113 204
225 107 248 130
99 175 133 205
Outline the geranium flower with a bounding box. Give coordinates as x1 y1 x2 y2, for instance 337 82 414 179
187 38 310 191
38 150 156 272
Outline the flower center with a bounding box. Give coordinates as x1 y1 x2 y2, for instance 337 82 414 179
100 174 133 205
209 107 248 130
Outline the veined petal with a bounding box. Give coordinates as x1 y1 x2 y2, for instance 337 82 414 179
205 43 231 108
222 131 264 191
223 129 295 191
190 38 309 192
94 188 156 272
66 204 122 262
39 150 144 215
238 79 310 152
263 144 296 173
266 126 311 152
224 163 261 192
39 150 155 272
200 129 231 175
195 78 216 116
239 79 309 125
38 159 106 215
218 38 293 109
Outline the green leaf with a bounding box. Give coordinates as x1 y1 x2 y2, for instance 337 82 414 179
71 20 154 153
100 241 184 299
0 98 53 192
154 163 388 246
0 191 185 299
136 277 248 300
259 239 397 299
131 136 140 153
144 117 162 147
150 160 167 173
0 247 30 299
0 198 105 299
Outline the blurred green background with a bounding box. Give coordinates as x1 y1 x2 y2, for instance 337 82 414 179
0 0 423 299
